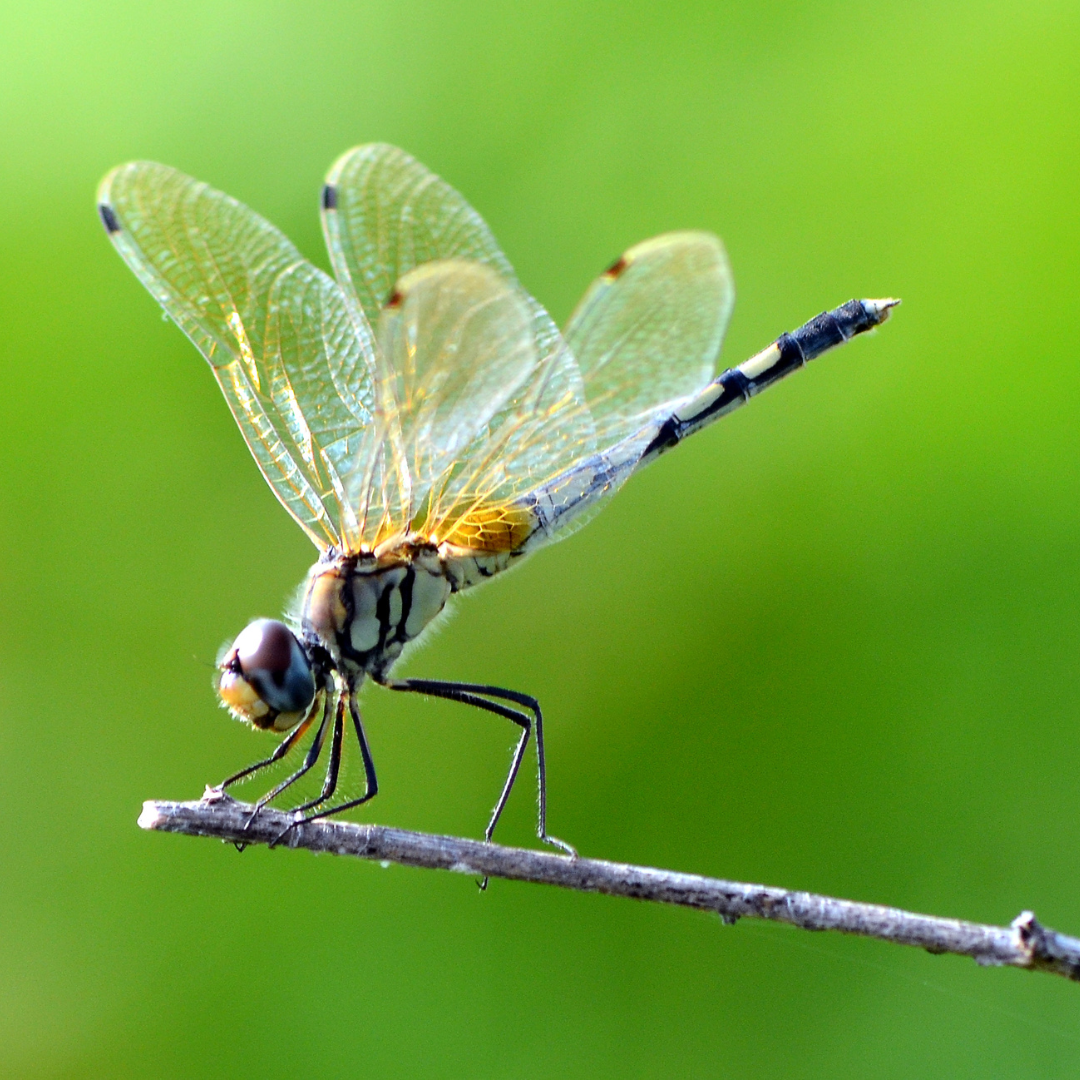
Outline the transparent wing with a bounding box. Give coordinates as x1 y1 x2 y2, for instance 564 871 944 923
98 161 379 550
565 232 734 445
321 143 597 546
376 260 538 525
321 143 517 325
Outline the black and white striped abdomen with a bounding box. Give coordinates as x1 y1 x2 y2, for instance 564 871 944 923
508 297 899 552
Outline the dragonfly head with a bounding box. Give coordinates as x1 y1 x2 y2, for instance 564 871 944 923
216 619 315 731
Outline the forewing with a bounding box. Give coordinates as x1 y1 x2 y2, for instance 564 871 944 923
565 232 734 445
98 161 378 549
321 143 598 546
321 143 516 326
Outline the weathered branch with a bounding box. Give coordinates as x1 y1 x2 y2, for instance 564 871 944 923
140 793 1080 982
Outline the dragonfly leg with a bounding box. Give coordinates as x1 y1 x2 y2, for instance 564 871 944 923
240 695 334 830
274 691 379 841
214 693 322 792
279 695 346 817
384 678 575 857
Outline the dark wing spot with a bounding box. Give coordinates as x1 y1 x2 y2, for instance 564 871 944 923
321 183 338 210
98 203 121 234
603 254 629 280
385 288 403 310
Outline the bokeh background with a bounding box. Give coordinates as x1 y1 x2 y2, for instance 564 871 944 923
2 0 1080 1075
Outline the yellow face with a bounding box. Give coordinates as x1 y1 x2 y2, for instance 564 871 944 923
216 619 316 732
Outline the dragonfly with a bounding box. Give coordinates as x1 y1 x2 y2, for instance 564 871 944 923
98 143 897 853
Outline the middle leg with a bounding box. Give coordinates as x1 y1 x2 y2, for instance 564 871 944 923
276 690 380 839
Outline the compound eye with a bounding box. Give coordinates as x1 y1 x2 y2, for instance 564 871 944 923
217 619 315 730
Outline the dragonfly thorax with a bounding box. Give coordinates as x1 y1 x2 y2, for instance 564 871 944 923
300 540 454 682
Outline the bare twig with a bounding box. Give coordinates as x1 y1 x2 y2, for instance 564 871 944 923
140 793 1080 982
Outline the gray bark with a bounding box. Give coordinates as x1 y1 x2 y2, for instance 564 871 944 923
139 793 1080 982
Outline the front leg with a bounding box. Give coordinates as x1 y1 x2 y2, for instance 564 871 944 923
214 694 322 793
275 690 380 840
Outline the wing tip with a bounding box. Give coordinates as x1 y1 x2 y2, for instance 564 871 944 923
98 202 121 234
324 142 416 186
602 231 729 282
603 254 629 280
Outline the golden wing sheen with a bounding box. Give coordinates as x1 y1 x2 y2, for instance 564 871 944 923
321 144 598 548
99 148 739 556
320 147 735 548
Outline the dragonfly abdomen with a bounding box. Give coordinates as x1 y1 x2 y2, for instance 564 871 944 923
639 297 899 463
503 297 900 558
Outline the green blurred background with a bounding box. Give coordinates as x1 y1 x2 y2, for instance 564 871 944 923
2 0 1080 1075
